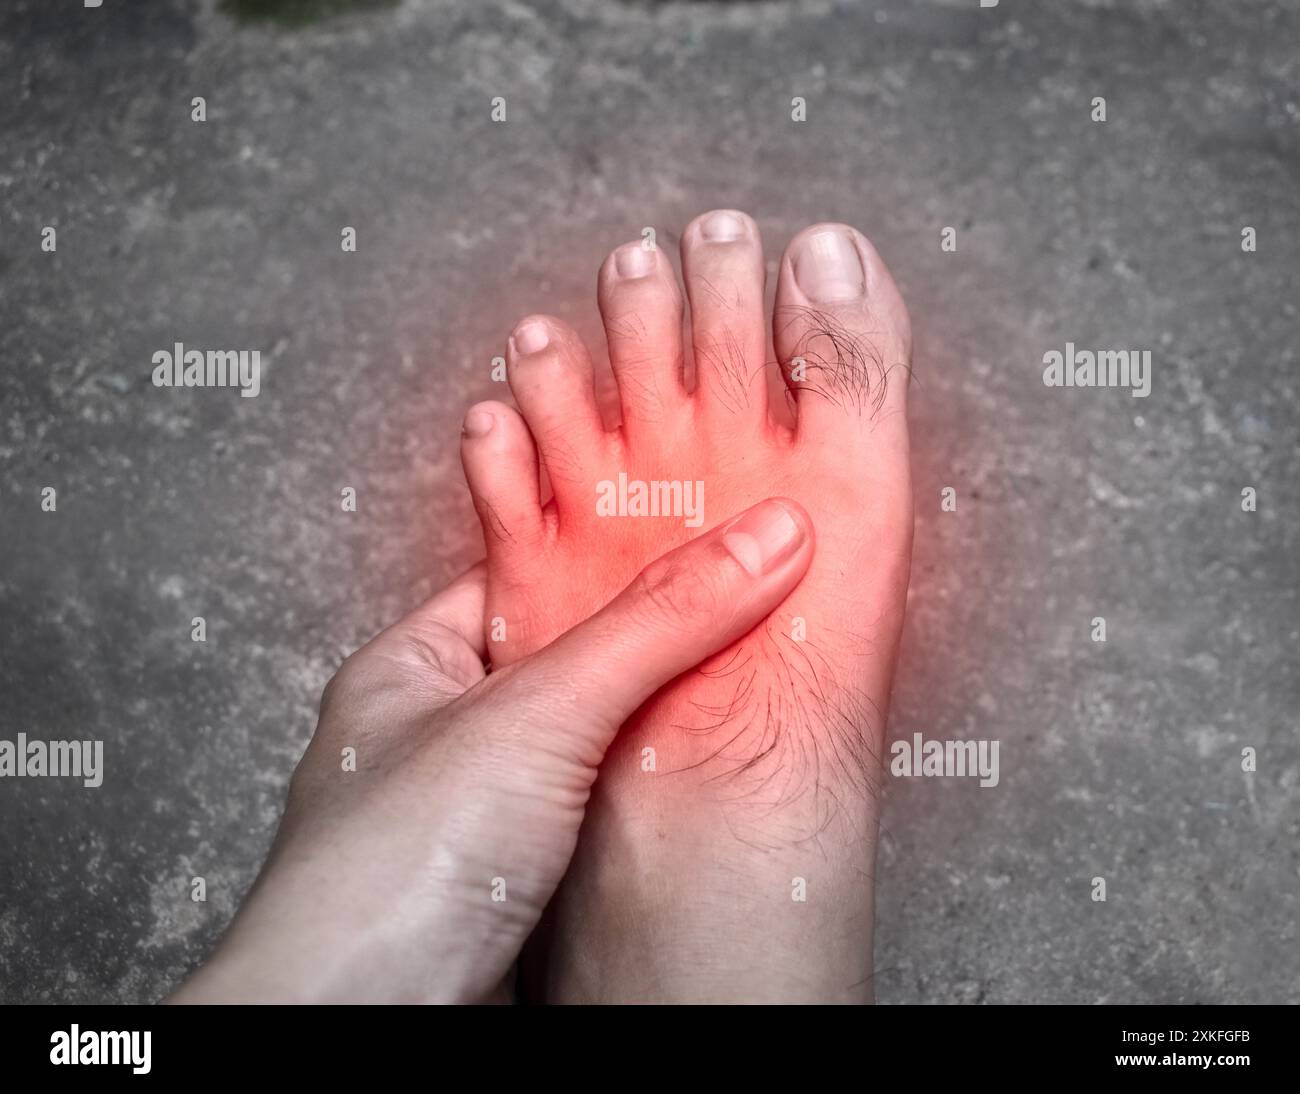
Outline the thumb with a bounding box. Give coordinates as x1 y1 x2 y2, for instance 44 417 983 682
490 498 814 761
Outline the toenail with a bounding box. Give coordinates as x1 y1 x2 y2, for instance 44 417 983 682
793 230 865 303
614 244 655 279
722 500 804 577
700 211 745 242
462 406 495 438
512 320 550 355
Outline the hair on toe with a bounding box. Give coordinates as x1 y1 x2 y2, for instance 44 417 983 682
775 303 908 418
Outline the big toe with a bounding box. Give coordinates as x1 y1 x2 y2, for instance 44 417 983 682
773 223 911 446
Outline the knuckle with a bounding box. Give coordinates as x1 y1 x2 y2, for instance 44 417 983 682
316 645 393 717
635 552 728 627
318 654 363 716
397 621 488 692
398 627 457 679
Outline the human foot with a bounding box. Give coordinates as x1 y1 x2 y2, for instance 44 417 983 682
460 211 913 1002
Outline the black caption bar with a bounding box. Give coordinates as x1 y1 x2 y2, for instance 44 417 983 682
1 1003 1291 1082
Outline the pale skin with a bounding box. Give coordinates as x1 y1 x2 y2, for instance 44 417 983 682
175 211 913 1004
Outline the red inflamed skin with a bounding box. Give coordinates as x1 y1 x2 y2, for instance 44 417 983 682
460 211 914 1003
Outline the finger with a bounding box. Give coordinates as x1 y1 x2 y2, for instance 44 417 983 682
317 561 490 734
398 560 488 659
490 499 813 759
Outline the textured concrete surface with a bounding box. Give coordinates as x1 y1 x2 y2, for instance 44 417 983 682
1 0 1297 1004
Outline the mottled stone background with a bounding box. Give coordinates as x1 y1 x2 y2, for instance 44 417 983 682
1 0 1296 1003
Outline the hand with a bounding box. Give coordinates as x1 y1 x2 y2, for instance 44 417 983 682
171 498 814 1003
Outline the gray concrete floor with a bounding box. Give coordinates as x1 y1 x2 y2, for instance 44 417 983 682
1 0 1297 1003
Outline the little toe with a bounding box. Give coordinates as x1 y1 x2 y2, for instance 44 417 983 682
460 400 547 565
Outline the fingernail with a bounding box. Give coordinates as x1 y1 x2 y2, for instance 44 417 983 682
512 320 550 355
700 210 745 242
614 243 656 279
462 406 495 438
793 230 865 303
723 500 804 577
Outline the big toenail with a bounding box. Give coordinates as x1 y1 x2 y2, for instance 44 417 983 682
793 230 865 303
614 244 655 279
700 211 745 242
462 406 495 438
513 320 550 355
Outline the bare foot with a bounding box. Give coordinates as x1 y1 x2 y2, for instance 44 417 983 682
460 211 913 1002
